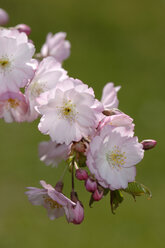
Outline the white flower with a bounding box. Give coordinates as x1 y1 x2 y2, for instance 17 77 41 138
101 82 120 110
0 91 28 123
25 56 68 121
98 112 135 137
0 28 35 94
39 140 71 167
41 32 70 63
25 180 76 220
87 125 144 190
37 78 103 145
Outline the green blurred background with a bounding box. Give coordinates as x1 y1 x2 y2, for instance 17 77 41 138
0 0 164 247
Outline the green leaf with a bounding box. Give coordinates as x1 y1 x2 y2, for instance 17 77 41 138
103 188 110 196
123 181 152 200
110 190 124 214
89 194 95 208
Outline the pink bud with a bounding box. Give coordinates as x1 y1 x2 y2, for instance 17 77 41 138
93 189 104 201
72 201 84 224
141 139 157 150
15 24 31 36
72 141 86 153
85 178 97 192
55 181 63 193
76 169 88 181
66 201 84 225
0 8 9 26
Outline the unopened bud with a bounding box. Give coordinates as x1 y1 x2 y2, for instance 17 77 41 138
72 141 86 153
72 201 84 224
55 181 63 192
0 8 9 26
66 200 84 225
15 24 31 36
141 139 157 150
93 188 104 201
76 169 88 181
85 177 97 193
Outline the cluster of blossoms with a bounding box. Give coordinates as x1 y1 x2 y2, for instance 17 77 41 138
0 8 157 224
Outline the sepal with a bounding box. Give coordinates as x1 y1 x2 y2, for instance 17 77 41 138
110 190 124 214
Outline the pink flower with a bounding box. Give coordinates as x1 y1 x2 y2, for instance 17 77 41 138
25 180 76 220
39 140 71 167
85 177 97 192
87 125 144 190
37 78 103 145
15 24 31 36
0 8 9 26
25 56 68 121
0 91 28 122
66 201 84 225
101 82 120 110
41 32 70 63
0 29 35 94
98 112 134 137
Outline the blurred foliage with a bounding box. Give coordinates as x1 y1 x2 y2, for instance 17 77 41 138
0 0 164 247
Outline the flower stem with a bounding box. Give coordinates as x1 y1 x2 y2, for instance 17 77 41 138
71 160 75 191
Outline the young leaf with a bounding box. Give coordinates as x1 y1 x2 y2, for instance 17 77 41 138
123 181 152 200
110 190 124 214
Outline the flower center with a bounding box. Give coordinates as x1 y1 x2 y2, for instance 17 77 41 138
7 98 19 109
0 58 11 73
29 82 46 98
0 60 9 67
57 100 77 123
43 196 63 209
106 145 126 169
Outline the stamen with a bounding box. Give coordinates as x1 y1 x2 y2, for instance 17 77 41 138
7 98 19 108
0 56 13 74
57 100 77 123
43 196 63 209
106 145 126 169
29 82 47 97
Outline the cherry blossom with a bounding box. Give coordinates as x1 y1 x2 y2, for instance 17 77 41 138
37 78 103 145
0 29 35 94
0 91 28 122
25 180 76 220
41 32 70 63
101 82 120 110
26 56 68 121
87 125 144 190
39 140 71 167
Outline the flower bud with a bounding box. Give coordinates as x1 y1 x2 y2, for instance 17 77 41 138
55 181 64 193
71 201 84 224
72 141 86 153
15 24 31 36
85 177 97 192
66 200 84 225
141 139 157 150
75 169 88 181
0 8 9 26
93 188 104 201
